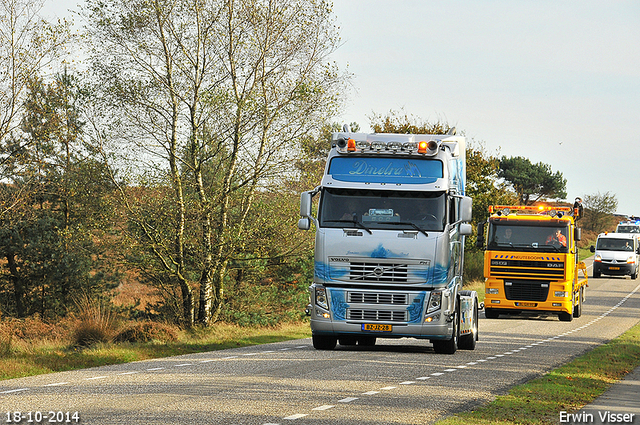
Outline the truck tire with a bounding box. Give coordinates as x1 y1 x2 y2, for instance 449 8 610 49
484 308 499 319
559 311 573 322
433 301 459 354
458 299 478 350
573 287 583 318
312 335 337 350
632 268 638 280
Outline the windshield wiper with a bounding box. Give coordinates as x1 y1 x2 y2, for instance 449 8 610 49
324 218 372 234
538 244 561 252
380 221 429 237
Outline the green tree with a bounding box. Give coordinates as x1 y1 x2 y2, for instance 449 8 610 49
0 0 71 193
84 0 348 326
466 142 518 226
582 191 618 232
370 110 453 134
498 156 567 205
0 72 116 318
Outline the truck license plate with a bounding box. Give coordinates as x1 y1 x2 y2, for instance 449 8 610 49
516 302 537 307
609 266 620 270
362 324 392 332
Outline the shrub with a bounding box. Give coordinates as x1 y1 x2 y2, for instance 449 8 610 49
72 294 117 347
114 321 178 343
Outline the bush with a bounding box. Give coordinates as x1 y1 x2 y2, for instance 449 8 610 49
463 249 485 282
72 294 117 347
114 321 178 343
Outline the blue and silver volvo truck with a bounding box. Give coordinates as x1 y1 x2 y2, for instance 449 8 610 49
298 127 478 354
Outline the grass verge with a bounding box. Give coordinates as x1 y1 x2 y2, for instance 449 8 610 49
436 321 640 424
0 322 311 381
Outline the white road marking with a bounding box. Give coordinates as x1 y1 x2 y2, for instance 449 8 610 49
362 391 379 395
283 413 307 420
86 376 107 380
1 388 28 393
313 405 335 411
339 397 358 402
380 386 396 390
146 367 164 371
45 382 68 386
400 381 415 385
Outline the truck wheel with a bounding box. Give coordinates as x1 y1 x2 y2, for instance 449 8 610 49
459 299 478 350
573 287 583 318
632 268 638 280
484 308 499 319
433 301 459 354
559 311 573 322
312 335 337 350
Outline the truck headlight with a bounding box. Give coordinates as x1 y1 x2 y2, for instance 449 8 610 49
427 291 442 314
554 291 568 298
486 288 499 295
315 288 328 310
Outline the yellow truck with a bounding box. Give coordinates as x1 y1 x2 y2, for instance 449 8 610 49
476 205 588 321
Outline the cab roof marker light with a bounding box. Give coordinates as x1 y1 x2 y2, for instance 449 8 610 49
347 138 356 152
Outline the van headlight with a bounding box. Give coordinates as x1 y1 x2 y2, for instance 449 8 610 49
594 254 602 262
627 255 636 264
315 288 328 310
427 291 442 314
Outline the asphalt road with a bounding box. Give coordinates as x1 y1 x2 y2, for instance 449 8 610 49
2 264 639 424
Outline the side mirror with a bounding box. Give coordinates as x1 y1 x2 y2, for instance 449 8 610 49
476 221 486 248
574 228 582 241
298 217 311 230
459 196 472 222
590 245 595 253
460 223 472 236
300 191 312 217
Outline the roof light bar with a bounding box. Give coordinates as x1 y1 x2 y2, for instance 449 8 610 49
489 205 573 216
335 137 441 156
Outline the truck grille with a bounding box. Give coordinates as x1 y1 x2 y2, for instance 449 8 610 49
348 292 408 304
347 309 407 322
504 280 549 302
349 262 409 283
490 258 564 280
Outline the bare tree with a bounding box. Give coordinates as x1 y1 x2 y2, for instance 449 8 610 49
0 0 71 217
84 0 347 326
582 191 618 232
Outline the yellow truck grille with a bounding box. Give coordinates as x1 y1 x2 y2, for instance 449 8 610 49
490 258 565 280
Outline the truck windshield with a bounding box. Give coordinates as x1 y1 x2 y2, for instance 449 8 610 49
319 188 446 232
487 221 570 253
596 238 635 251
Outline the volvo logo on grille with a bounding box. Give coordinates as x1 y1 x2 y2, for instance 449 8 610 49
373 267 385 276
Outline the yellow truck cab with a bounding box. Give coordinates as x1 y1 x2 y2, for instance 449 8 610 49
476 205 588 321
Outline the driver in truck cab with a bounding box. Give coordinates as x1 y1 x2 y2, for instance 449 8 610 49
546 228 567 247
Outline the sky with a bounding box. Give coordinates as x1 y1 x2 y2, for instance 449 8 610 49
42 0 640 215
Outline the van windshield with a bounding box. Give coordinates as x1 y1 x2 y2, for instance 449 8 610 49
596 238 635 251
616 225 640 233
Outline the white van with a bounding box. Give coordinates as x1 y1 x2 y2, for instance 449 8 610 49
616 220 640 234
590 233 639 279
